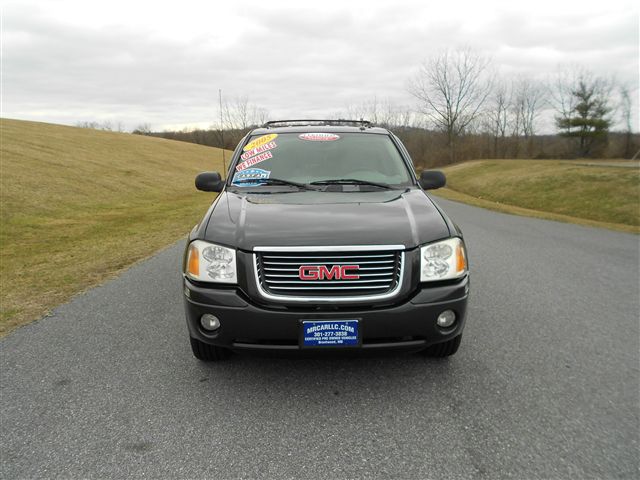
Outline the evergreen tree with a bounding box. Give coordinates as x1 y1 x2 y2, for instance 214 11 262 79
556 77 612 157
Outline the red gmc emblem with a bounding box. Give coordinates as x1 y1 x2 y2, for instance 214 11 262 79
298 265 360 280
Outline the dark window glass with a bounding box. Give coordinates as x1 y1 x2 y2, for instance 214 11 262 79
231 132 412 187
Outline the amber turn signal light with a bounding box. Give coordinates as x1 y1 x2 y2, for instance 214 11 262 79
456 243 467 273
187 245 199 277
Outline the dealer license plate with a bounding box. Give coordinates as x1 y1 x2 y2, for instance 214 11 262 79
301 320 359 347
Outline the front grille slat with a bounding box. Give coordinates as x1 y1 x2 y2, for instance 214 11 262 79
255 248 403 299
265 279 392 285
269 253 395 260
270 285 389 291
262 260 395 265
264 266 395 272
264 272 393 278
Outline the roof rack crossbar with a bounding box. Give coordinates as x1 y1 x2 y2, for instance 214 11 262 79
262 119 372 128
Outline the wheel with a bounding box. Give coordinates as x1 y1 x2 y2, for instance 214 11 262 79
421 334 462 358
190 337 232 361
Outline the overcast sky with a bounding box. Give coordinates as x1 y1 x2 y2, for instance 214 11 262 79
2 0 638 132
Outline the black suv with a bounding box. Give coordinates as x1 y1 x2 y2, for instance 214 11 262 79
183 120 469 360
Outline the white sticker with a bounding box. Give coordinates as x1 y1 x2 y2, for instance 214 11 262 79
232 168 271 186
299 133 340 142
236 151 273 171
240 141 277 161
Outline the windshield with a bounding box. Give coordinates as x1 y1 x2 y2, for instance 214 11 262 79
229 132 413 188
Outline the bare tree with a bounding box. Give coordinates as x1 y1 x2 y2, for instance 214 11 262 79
222 95 250 130
515 78 546 138
344 96 380 123
510 77 547 156
398 107 417 129
367 96 380 124
132 123 152 135
549 66 581 138
408 47 493 163
252 106 269 126
378 101 417 130
76 121 100 129
484 81 511 157
342 97 417 130
219 95 270 146
223 95 270 129
99 120 113 131
75 120 121 132
620 84 634 158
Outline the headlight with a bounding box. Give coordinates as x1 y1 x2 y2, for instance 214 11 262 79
420 237 467 282
185 240 237 284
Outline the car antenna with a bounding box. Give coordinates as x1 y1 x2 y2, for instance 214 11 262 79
219 88 227 177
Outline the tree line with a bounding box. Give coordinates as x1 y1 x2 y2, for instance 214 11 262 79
109 48 638 166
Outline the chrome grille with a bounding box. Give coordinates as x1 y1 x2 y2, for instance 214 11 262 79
254 246 404 301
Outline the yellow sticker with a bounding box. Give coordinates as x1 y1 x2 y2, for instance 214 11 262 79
243 134 278 152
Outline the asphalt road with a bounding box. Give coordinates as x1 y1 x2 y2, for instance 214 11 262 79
2 198 639 479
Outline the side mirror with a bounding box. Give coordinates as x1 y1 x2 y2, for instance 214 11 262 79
419 170 446 190
195 172 224 192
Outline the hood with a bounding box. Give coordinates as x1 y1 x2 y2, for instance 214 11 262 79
203 189 450 251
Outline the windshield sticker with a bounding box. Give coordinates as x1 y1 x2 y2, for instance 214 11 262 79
232 168 271 186
299 133 340 142
236 151 273 171
241 141 277 161
243 134 278 152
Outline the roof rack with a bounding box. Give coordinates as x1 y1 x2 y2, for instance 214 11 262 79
262 119 372 128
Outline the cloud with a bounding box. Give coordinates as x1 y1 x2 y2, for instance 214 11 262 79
2 0 638 131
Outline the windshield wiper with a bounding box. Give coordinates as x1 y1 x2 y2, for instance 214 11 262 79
309 179 393 189
232 178 315 190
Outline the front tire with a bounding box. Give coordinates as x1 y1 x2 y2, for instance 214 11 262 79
421 334 462 358
190 337 232 361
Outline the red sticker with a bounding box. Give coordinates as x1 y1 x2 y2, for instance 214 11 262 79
236 151 273 171
299 133 340 142
241 141 277 161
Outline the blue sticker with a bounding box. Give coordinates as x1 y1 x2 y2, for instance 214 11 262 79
302 320 359 347
232 168 271 186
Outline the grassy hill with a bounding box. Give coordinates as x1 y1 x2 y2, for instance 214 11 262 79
3 123 637 335
1 118 229 335
433 159 640 233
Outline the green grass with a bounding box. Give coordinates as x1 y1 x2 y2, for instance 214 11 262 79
433 160 640 233
3 125 637 335
1 118 229 335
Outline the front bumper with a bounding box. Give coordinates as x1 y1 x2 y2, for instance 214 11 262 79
184 276 469 354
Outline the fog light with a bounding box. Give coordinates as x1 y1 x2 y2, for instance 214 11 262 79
437 310 456 328
200 314 221 331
